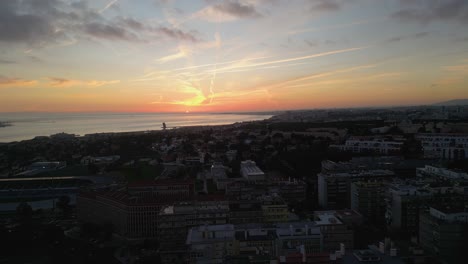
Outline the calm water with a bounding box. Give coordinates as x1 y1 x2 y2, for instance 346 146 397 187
0 112 271 142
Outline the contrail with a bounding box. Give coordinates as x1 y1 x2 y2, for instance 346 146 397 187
100 0 118 14
213 46 368 73
209 16 221 104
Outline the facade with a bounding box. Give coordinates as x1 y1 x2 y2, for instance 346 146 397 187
385 183 466 235
419 205 468 264
77 180 195 240
351 180 387 226
211 162 229 190
318 169 394 209
385 184 433 234
259 195 289 223
416 133 468 160
77 191 163 239
329 137 403 155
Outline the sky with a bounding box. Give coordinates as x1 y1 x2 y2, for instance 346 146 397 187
0 0 468 113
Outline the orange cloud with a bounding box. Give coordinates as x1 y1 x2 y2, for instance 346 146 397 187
0 75 37 88
48 77 120 87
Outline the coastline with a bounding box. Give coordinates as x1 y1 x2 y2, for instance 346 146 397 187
0 113 274 143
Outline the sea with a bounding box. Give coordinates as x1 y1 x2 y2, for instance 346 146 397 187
0 112 272 143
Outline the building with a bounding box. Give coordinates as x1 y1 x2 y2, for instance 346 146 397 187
186 224 237 264
275 222 322 255
127 179 195 199
259 195 289 223
419 205 468 264
0 176 113 214
186 222 322 264
416 165 468 182
235 224 278 256
318 169 394 209
77 191 163 239
240 160 265 183
158 198 229 263
77 180 195 240
267 176 307 203
229 200 263 224
385 183 466 235
329 137 403 155
385 184 433 235
313 211 354 252
225 180 259 200
416 133 468 160
342 244 405 264
210 163 231 190
351 180 387 226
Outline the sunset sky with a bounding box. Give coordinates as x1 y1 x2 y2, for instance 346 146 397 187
1 0 468 112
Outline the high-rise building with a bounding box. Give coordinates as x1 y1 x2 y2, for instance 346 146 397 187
318 169 394 209
351 180 387 226
419 205 468 264
386 183 466 235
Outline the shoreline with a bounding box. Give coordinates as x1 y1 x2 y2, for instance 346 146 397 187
0 116 273 144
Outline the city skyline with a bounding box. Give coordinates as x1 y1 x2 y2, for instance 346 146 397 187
1 0 468 113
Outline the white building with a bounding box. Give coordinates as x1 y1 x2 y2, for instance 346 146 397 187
416 133 468 160
416 165 468 180
330 137 403 155
210 163 229 190
240 160 265 183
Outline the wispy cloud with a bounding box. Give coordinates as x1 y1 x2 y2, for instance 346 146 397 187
392 0 468 24
0 0 200 46
157 46 192 63
0 75 37 88
289 19 371 36
194 0 262 22
48 77 120 87
385 31 430 43
443 63 468 73
310 0 342 12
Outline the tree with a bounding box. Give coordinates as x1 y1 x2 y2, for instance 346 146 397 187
16 202 33 224
56 195 71 218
